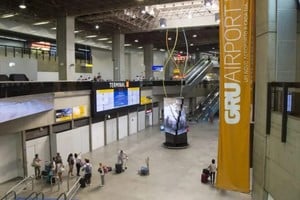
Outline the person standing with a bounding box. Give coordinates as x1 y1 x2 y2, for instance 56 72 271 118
67 153 75 176
74 153 82 176
117 150 128 170
98 163 105 186
82 158 92 185
32 154 41 179
208 159 217 185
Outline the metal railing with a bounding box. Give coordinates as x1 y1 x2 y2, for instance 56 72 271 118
56 175 83 200
5 175 35 197
24 191 44 200
0 191 16 200
266 82 300 143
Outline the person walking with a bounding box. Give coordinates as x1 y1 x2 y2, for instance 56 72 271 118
32 154 41 179
98 163 105 186
208 159 217 185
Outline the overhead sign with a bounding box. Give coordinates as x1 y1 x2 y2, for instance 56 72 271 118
217 0 254 193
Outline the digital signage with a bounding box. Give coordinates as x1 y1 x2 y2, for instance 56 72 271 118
92 82 141 116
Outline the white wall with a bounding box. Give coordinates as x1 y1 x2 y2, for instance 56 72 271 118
0 56 38 80
129 112 138 135
153 106 159 125
106 118 117 144
0 133 21 183
128 51 144 80
91 48 114 81
118 115 128 140
55 126 90 164
26 136 50 176
138 110 146 131
91 121 105 150
153 51 167 80
37 72 59 81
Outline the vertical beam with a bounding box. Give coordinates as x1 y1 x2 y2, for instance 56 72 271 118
281 84 288 142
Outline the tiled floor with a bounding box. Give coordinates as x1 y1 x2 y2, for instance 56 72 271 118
1 121 252 200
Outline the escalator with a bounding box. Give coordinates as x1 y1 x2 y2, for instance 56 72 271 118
184 59 213 87
194 90 219 122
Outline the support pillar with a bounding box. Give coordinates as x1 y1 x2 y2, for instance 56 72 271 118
57 16 76 80
144 44 153 80
112 33 125 81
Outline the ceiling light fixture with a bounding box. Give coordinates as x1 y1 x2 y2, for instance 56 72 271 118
86 35 97 38
168 37 172 41
1 13 17 18
19 1 26 9
134 39 139 43
74 30 82 34
33 21 50 26
138 46 143 49
193 34 197 38
51 27 56 30
95 25 99 29
98 37 109 41
124 44 132 47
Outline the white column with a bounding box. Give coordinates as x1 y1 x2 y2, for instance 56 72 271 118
56 16 76 80
112 33 125 81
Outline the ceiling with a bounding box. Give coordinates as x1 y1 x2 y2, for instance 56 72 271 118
0 0 219 54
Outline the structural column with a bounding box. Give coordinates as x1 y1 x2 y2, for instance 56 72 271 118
144 44 153 80
112 33 125 81
56 16 76 80
253 0 298 200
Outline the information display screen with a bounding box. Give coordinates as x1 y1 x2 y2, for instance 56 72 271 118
93 82 140 114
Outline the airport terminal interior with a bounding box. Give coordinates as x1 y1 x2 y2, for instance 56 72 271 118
0 0 300 200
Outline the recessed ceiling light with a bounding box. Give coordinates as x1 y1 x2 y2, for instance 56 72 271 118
168 37 172 41
33 21 50 26
138 46 143 49
95 25 99 29
98 37 110 41
86 35 97 38
51 27 56 30
192 34 197 38
124 44 132 47
19 3 26 9
190 43 194 46
134 39 139 43
74 30 82 34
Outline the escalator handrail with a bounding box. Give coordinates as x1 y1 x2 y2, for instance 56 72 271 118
56 192 67 200
0 191 16 200
5 175 34 196
185 60 210 84
184 59 206 78
186 61 212 85
65 176 82 200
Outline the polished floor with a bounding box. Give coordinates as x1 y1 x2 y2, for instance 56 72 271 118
1 121 252 200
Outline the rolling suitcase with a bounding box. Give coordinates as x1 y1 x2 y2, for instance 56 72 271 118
201 173 209 184
115 163 123 174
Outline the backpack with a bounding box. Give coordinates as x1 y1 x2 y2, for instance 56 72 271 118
85 165 91 174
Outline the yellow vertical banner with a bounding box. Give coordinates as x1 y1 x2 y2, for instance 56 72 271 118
217 0 254 192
